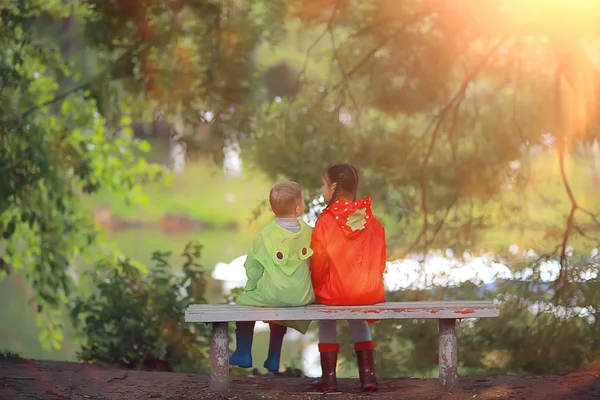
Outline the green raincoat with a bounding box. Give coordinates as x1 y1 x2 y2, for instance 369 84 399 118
236 220 315 333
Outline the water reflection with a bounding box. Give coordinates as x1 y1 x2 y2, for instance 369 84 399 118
213 251 587 294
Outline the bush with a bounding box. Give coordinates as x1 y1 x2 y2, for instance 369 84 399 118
346 280 600 378
0 350 22 360
72 241 211 372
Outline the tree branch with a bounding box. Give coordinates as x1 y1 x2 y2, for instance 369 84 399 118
553 68 578 305
326 11 363 128
415 38 508 257
11 47 142 124
318 11 431 103
18 79 100 121
295 9 335 87
351 17 405 38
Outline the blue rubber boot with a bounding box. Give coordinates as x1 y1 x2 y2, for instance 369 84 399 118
264 323 287 372
229 322 255 368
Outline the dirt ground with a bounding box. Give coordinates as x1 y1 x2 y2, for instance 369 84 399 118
0 359 599 400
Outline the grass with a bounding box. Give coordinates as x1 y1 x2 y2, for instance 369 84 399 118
87 160 274 227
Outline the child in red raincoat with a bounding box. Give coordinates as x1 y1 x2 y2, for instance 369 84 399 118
310 163 386 392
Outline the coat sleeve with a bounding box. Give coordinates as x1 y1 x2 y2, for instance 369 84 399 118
244 237 265 291
310 218 330 288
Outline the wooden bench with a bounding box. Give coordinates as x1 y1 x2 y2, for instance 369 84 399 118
185 301 499 391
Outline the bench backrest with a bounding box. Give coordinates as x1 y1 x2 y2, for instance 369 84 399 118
185 301 499 323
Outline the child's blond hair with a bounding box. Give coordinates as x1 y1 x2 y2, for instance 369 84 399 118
269 181 303 217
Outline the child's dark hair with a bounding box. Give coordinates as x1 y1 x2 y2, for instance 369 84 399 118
323 163 359 207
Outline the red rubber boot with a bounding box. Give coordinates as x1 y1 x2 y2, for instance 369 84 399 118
314 343 339 391
354 341 378 392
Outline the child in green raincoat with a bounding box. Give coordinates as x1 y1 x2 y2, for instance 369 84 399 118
229 181 315 372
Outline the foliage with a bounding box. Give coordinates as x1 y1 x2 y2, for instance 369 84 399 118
224 287 245 305
2 0 600 376
243 0 600 314
334 275 600 378
242 8 600 380
82 0 290 163
0 0 166 348
72 241 211 372
12 0 593 264
0 350 22 360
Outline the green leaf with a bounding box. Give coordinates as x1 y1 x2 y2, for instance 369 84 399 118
138 140 151 153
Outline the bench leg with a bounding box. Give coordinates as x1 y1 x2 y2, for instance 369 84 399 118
210 322 230 391
438 319 458 390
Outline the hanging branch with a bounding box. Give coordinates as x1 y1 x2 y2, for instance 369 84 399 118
11 46 141 124
295 12 334 86
327 13 363 128
550 61 600 302
18 79 100 121
553 68 578 304
296 0 346 88
411 38 508 259
317 10 432 104
424 97 465 249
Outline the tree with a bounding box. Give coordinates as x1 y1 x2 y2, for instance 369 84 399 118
82 0 288 161
244 0 600 284
0 1 164 348
237 0 600 375
79 3 598 372
44 0 596 280
3 0 598 369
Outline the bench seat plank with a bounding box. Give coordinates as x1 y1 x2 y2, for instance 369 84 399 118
185 301 499 322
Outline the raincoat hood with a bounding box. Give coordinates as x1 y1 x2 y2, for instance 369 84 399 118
321 196 374 238
260 220 314 277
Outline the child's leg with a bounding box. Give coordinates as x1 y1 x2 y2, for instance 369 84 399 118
264 322 287 372
348 320 372 343
348 320 377 391
318 319 338 343
230 321 255 368
315 320 339 391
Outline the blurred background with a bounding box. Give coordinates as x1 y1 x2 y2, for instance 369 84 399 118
1 0 599 379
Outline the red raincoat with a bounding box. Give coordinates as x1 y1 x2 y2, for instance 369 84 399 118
310 196 386 306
